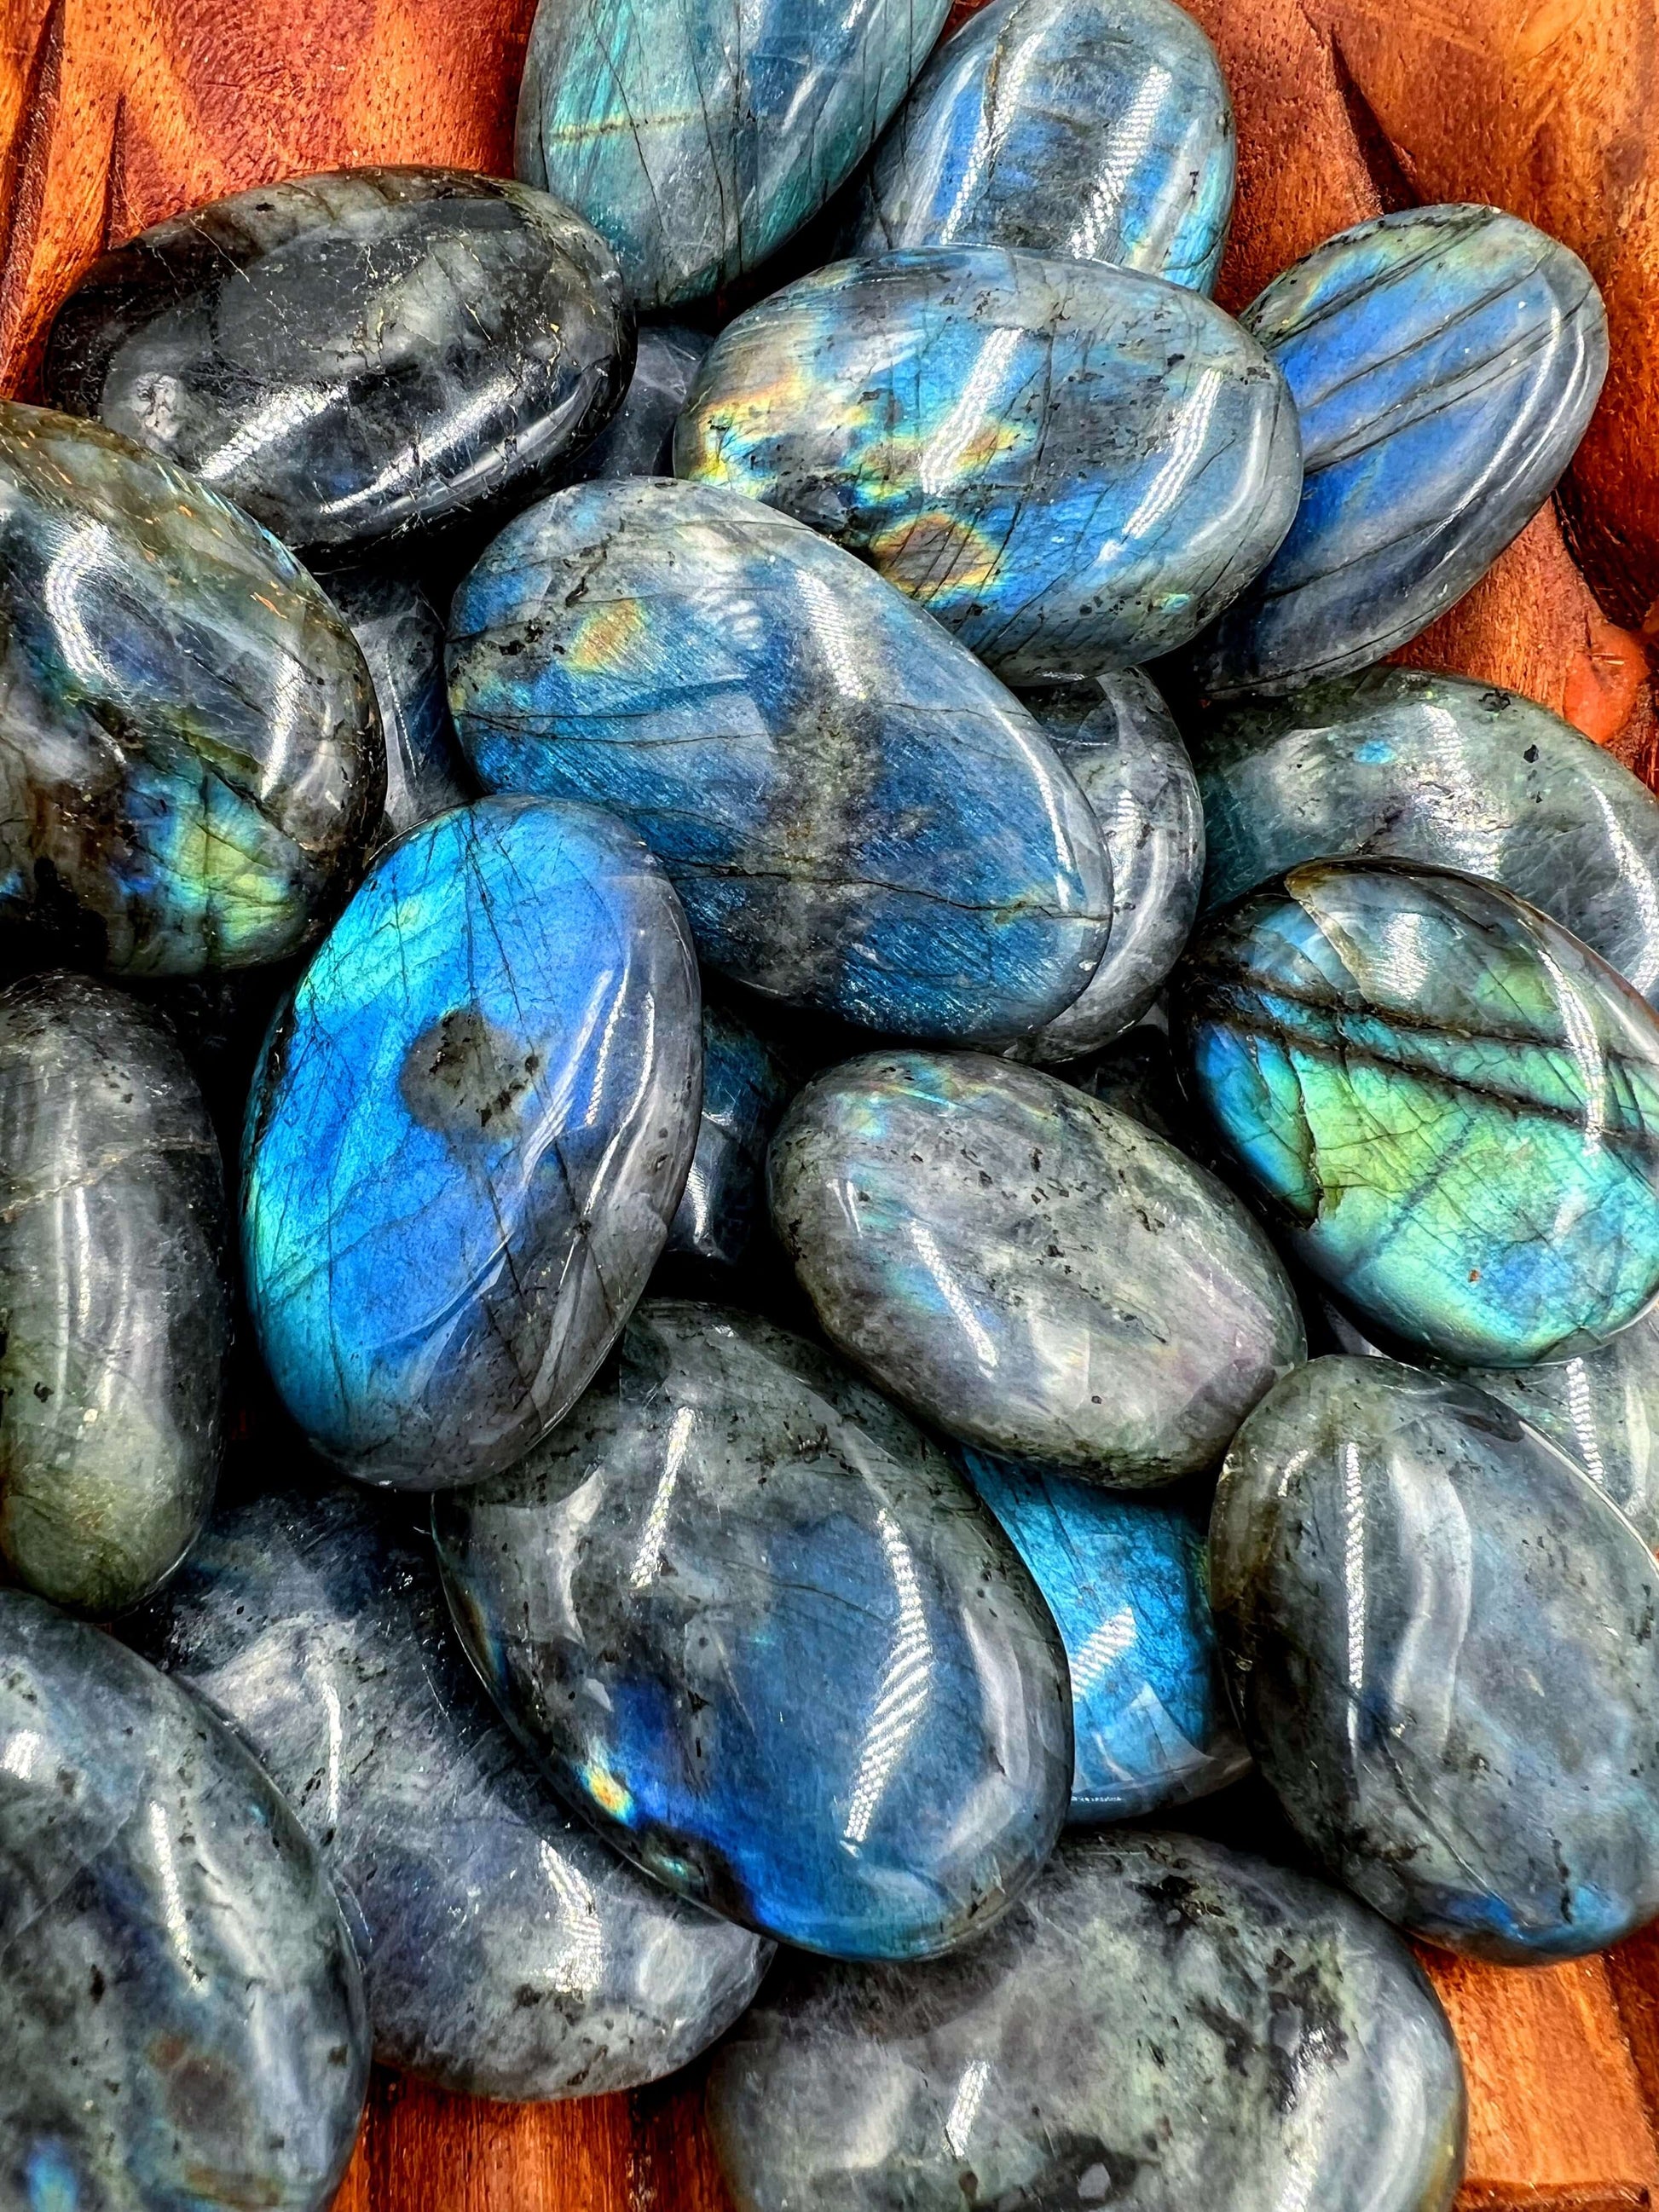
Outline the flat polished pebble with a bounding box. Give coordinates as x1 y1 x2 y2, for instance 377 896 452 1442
1213 1357 1659 1960
962 1452 1249 1818
127 1480 771 2097
1188 205 1607 696
708 1829 1466 2212
768 1051 1304 1481
242 796 702 1490
0 973 227 1616
0 1591 368 2211
669 1002 796 1268
1177 859 1659 1366
327 563 475 848
449 478 1112 1041
564 325 711 480
45 168 633 553
675 248 1300 684
0 404 383 973
516 0 950 308
1195 667 1659 1002
853 0 1234 289
434 1301 1072 1959
1017 669 1204 1059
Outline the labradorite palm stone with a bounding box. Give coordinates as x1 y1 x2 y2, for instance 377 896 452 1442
1213 1358 1659 1961
0 973 227 1616
675 248 1300 684
433 1302 1072 1960
45 169 633 554
962 1453 1248 1820
1189 205 1607 696
242 796 701 1491
128 1479 770 2098
0 404 383 973
768 1052 1304 1482
448 478 1112 1040
853 0 1234 289
707 1831 1467 2212
515 0 950 309
327 563 475 849
0 1591 368 2211
669 1003 796 1268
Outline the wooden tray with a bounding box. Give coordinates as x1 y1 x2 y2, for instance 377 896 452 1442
4 0 1659 2203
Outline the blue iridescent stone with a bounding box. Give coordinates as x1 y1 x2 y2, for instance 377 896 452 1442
1214 1357 1659 1961
1188 205 1608 697
675 248 1301 684
433 1301 1073 1960
961 1453 1249 1820
515 0 951 309
852 0 1234 290
448 477 1112 1040
242 796 702 1491
327 563 476 850
669 1002 796 1268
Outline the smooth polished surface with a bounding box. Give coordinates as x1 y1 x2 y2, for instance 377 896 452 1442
675 248 1300 684
0 973 227 1616
708 1830 1467 2212
1019 669 1204 1059
565 324 710 480
962 1452 1248 1819
449 478 1113 1040
1189 205 1608 696
45 168 633 553
128 1479 770 2097
768 1051 1304 1481
853 0 1234 289
0 403 383 974
516 0 951 308
328 563 475 849
242 796 701 1490
0 1591 368 2211
1178 859 1659 1366
434 1301 1072 1960
1213 1358 1659 1961
1195 667 1659 1003
669 1002 796 1268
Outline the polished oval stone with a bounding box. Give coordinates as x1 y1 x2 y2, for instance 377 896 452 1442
669 1002 796 1268
1213 1356 1659 1960
327 563 475 849
433 1301 1072 1960
565 324 711 481
44 168 633 554
1177 858 1659 1366
852 0 1234 290
1017 669 1204 1059
707 1829 1466 2212
127 1478 771 2097
0 973 227 1616
962 1453 1249 1819
448 477 1113 1041
1188 205 1608 697
675 248 1300 684
516 0 951 309
768 1051 1304 1481
1195 667 1659 1002
0 403 383 974
0 1590 368 2211
242 796 702 1490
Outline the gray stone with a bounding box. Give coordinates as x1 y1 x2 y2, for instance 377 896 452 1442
565 325 711 480
668 1002 797 1268
326 563 475 849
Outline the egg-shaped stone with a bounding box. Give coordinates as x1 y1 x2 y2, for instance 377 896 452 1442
127 1478 771 2097
707 1829 1466 2212
1188 206 1607 697
433 1301 1072 1960
675 248 1301 684
668 1002 796 1268
44 168 633 555
768 1051 1304 1482
1213 1357 1659 1960
852 0 1234 290
962 1453 1248 1819
0 1590 368 2211
0 973 228 1616
448 478 1112 1041
327 563 476 850
515 0 951 309
242 796 702 1491
0 404 383 973
564 324 711 481
1177 858 1659 1366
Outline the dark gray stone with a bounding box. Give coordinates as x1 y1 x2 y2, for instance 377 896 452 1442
565 325 711 480
326 563 475 849
668 1002 796 1268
